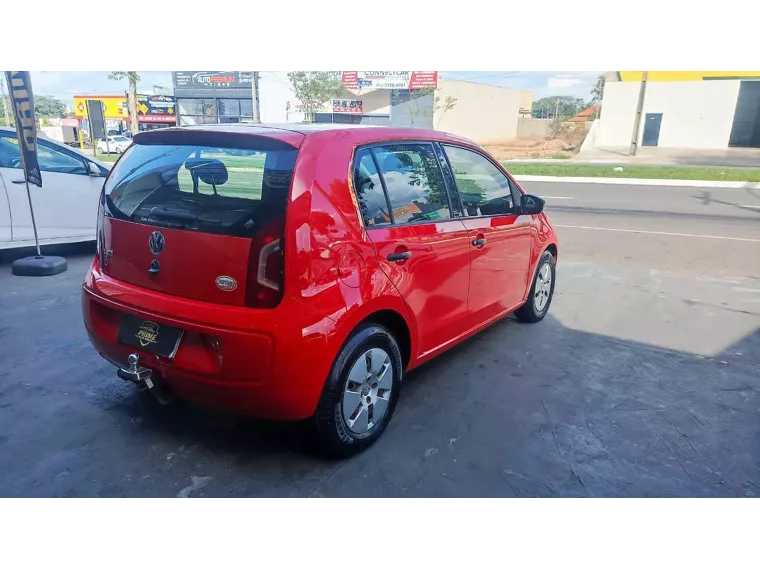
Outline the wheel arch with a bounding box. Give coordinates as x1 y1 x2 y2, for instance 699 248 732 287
361 309 412 371
330 298 417 373
545 242 558 262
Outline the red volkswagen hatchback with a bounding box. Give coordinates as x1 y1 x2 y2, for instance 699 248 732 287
82 124 558 456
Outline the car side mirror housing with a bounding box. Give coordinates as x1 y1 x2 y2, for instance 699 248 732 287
88 162 104 177
521 194 545 215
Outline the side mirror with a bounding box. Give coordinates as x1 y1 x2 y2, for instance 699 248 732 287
520 194 545 215
88 161 104 177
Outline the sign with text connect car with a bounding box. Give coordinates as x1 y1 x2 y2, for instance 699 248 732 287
5 71 42 187
172 71 253 90
74 95 127 119
333 71 438 90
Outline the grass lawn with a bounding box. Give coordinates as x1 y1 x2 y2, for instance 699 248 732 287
95 153 119 163
501 162 760 182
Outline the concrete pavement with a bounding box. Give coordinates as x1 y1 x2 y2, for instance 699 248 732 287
574 146 760 168
522 180 760 222
1 181 759 497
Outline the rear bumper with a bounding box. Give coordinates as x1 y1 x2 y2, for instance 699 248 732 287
82 258 335 420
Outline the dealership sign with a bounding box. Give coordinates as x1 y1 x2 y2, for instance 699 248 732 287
74 95 127 119
136 94 176 123
172 71 252 90
331 71 438 90
331 99 363 114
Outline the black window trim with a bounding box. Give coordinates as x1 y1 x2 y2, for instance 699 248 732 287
351 140 458 230
432 142 464 218
439 142 524 219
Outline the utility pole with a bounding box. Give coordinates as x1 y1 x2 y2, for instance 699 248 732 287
252 71 261 123
629 71 649 156
0 75 9 126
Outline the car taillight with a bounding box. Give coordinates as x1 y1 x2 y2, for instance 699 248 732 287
96 189 105 263
245 217 285 308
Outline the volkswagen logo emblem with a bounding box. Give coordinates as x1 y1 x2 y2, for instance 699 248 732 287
148 231 165 255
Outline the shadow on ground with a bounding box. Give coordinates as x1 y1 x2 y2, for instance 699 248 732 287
0 257 758 498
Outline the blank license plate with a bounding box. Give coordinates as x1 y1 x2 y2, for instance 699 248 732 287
117 314 183 358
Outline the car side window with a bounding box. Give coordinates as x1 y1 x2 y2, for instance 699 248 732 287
37 141 88 175
373 143 451 224
352 148 391 227
0 135 22 169
443 144 516 217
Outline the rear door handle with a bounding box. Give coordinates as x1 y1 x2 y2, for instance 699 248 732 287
12 180 26 184
387 252 412 262
472 238 487 247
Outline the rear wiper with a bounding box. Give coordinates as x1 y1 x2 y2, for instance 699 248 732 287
147 207 202 221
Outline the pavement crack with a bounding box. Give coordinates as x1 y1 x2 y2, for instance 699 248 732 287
307 460 349 498
502 468 556 497
541 400 563 456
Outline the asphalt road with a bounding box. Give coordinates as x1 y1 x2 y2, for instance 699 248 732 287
1 181 759 497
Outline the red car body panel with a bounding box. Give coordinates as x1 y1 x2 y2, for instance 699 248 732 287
82 124 558 420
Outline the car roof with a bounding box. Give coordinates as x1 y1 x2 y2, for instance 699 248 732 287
0 125 109 168
134 122 480 149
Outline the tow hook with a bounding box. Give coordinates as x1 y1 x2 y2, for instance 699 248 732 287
118 353 173 405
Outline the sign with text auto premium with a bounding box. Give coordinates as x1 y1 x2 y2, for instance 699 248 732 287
172 71 253 90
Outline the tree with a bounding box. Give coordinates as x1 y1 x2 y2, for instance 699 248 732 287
531 96 587 120
287 72 343 122
108 71 140 133
35 95 67 119
434 94 457 128
1 94 67 127
590 74 605 119
590 74 605 104
389 87 457 129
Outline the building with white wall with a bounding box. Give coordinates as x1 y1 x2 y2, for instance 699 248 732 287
594 72 760 151
434 79 530 144
170 71 532 143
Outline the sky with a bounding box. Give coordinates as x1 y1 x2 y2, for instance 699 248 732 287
27 71 603 107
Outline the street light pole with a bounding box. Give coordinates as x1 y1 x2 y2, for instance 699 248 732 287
0 75 10 126
252 71 261 123
629 71 649 156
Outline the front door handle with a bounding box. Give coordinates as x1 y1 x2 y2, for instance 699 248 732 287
12 179 26 184
387 251 412 262
472 238 487 247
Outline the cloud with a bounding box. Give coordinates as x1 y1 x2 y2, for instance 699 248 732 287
547 75 585 89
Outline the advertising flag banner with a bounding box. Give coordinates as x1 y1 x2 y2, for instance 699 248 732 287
5 71 42 187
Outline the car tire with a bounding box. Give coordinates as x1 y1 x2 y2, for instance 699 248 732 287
515 249 556 323
314 323 403 458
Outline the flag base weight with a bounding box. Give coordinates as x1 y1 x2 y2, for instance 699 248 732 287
12 255 68 276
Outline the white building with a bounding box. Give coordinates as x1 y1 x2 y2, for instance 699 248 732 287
594 72 760 151
261 73 531 142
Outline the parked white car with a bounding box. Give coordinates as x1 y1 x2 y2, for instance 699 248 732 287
0 126 110 250
97 136 131 154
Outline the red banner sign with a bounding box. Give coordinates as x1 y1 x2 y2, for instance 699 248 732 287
137 114 176 123
336 71 438 90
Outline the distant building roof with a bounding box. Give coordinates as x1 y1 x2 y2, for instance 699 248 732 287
567 104 599 122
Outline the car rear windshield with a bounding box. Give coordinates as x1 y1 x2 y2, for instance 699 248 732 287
104 141 298 237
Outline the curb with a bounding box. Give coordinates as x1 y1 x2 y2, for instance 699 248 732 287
511 175 760 189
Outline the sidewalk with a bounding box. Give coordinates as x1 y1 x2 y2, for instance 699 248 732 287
572 146 760 168
512 175 760 189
